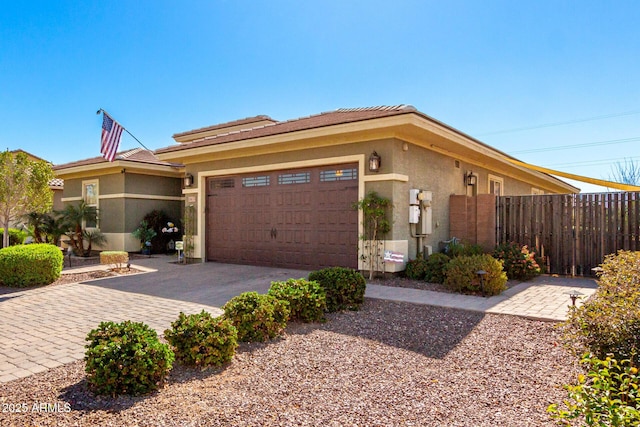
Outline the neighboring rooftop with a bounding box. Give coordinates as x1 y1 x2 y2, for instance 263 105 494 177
172 115 278 143
53 148 183 171
49 178 64 188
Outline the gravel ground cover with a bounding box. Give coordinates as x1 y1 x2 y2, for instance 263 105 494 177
0 299 577 427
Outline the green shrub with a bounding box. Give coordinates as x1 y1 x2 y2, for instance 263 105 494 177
548 354 640 425
404 256 428 280
443 254 507 296
0 243 63 287
268 278 326 323
0 228 28 247
99 251 129 270
164 311 238 367
561 251 640 364
222 292 289 342
597 250 640 294
493 242 541 281
424 253 451 284
84 320 174 396
446 240 484 258
308 267 366 312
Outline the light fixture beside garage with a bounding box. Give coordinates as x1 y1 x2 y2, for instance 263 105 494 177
369 151 381 172
466 171 477 186
184 173 194 187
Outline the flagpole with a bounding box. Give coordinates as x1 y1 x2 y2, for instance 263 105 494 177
97 108 151 151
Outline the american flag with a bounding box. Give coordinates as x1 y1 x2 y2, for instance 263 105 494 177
101 112 124 162
383 250 405 263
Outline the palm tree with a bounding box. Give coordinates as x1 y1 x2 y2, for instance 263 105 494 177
21 211 51 243
59 201 106 256
21 211 67 245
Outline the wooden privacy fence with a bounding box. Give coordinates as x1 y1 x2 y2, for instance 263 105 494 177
496 192 640 276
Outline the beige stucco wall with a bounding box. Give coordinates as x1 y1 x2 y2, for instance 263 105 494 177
166 132 572 265
60 172 183 251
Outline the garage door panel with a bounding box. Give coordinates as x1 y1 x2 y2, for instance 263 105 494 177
206 165 358 270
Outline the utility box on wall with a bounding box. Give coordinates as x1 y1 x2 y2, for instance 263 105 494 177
409 205 420 223
409 189 422 205
419 191 433 235
409 189 433 235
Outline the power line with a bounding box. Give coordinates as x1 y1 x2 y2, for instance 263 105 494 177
510 136 640 154
540 155 640 169
477 109 640 136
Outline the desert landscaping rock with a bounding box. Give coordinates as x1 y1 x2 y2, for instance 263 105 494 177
0 299 578 427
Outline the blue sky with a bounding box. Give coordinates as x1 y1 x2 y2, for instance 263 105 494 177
1 1 638 192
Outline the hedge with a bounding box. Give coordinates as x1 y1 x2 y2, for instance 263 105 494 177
0 243 63 287
0 228 27 247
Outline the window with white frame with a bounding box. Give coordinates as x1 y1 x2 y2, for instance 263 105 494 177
488 174 504 196
82 179 99 228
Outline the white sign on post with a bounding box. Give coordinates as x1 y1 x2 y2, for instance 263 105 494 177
175 241 185 264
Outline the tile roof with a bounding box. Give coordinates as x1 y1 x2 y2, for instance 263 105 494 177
172 115 277 139
49 178 64 188
157 105 417 154
53 148 183 171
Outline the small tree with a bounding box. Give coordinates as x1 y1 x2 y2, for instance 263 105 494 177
353 191 391 280
0 151 54 248
183 204 196 262
609 158 640 186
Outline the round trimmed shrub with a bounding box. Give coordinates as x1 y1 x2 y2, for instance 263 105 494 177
164 310 238 367
404 256 428 280
222 292 289 342
308 267 366 312
562 250 640 364
268 278 326 323
443 254 507 296
85 320 174 396
424 253 450 284
493 242 541 281
0 243 63 287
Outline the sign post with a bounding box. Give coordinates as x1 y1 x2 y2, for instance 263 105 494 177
175 241 184 264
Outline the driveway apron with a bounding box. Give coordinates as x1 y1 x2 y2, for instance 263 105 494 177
0 256 310 383
0 255 597 383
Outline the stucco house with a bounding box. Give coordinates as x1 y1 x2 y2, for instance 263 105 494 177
53 148 184 251
54 105 578 271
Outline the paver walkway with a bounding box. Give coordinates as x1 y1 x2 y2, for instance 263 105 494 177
0 255 598 384
366 275 598 321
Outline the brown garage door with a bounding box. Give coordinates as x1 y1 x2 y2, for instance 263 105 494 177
206 164 359 270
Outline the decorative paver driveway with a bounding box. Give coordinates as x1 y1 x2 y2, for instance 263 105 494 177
0 255 598 384
0 281 222 382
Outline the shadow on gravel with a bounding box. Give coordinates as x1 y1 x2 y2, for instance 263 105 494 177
58 363 234 413
285 298 485 360
59 379 149 413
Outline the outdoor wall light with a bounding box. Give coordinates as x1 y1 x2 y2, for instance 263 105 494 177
369 151 381 172
466 171 477 186
184 173 194 187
